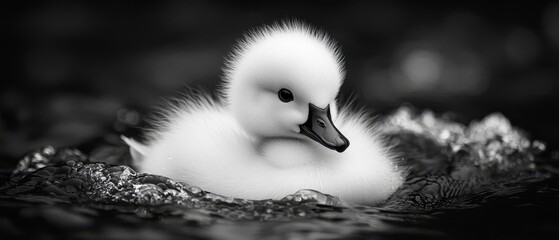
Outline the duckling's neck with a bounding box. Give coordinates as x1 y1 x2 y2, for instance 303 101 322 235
256 136 331 169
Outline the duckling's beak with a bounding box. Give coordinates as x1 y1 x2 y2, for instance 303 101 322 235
299 104 350 152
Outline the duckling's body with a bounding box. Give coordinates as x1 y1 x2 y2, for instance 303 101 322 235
125 22 403 205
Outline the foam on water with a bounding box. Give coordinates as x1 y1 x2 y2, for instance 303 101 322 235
0 106 554 239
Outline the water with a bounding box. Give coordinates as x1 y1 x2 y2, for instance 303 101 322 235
1 106 557 239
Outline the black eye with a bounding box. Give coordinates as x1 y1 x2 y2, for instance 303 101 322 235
278 88 294 102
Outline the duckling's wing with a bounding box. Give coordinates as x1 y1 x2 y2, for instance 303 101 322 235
121 136 147 163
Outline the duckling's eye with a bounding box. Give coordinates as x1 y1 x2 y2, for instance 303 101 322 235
278 88 294 103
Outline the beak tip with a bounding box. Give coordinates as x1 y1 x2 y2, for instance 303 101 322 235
334 137 350 152
335 141 350 153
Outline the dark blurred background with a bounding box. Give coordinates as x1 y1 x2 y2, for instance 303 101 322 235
3 0 559 168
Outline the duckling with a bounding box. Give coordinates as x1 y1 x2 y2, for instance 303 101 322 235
123 22 403 205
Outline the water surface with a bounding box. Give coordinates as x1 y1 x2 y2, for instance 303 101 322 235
1 107 557 239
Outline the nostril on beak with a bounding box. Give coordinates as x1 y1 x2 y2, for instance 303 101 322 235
316 119 326 128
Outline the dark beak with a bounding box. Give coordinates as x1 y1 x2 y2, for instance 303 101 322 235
299 104 350 152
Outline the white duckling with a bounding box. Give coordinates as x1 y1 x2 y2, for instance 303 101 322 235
123 22 403 205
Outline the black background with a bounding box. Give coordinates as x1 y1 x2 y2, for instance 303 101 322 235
3 0 558 167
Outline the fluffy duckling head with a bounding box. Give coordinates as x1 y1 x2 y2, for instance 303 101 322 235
221 22 349 152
